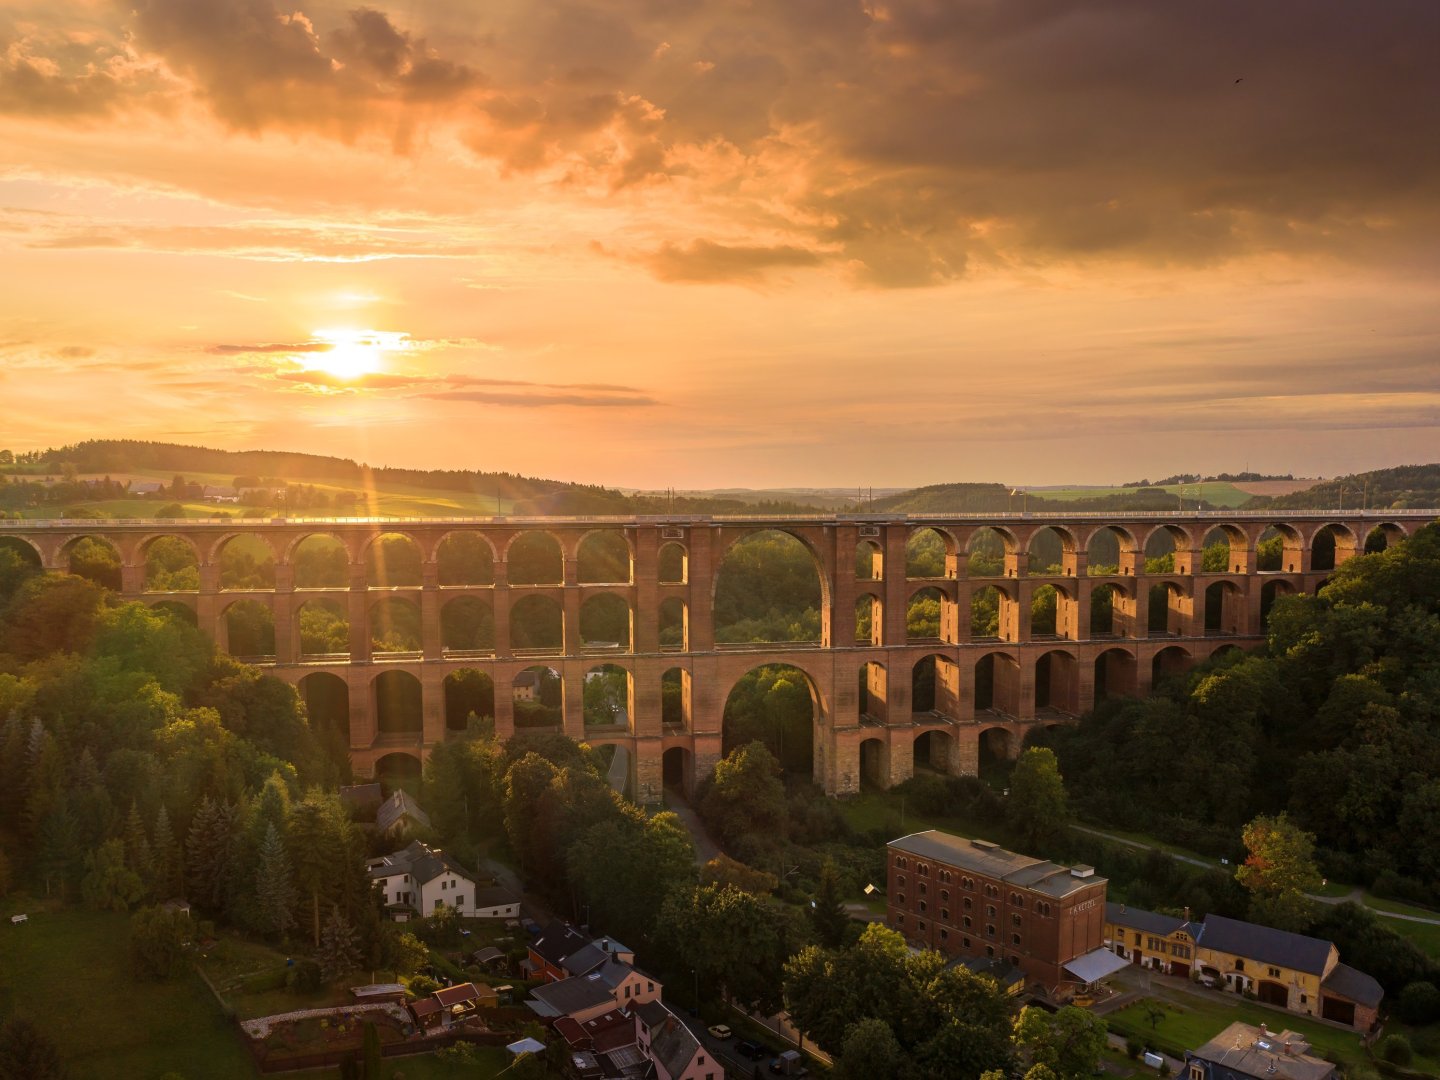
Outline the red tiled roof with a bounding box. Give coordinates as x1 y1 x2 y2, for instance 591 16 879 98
433 982 480 1007
554 1016 588 1047
411 999 442 1017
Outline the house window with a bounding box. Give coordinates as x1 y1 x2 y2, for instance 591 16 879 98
963 916 972 929
1189 1067 1204 1080
647 981 654 992
897 875 907 888
1011 913 1022 927
1300 994 1306 1004
1148 937 1166 952
1172 944 1191 959
1268 967 1281 978
896 857 908 869
986 945 995 958
962 877 974 890
917 920 926 932
963 898 973 911
940 929 949 941
1010 892 1023 906
941 890 949 902
919 901 927 913
987 905 996 918
963 937 971 948
986 924 996 938
1235 959 1245 972
941 909 949 921
898 893 906 905
434 899 442 910
1011 933 1021 946
919 883 927 896
896 914 905 926
624 986 631 998
697 1055 704 1064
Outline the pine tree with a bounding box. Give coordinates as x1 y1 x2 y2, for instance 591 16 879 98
122 803 153 882
316 905 361 982
255 823 297 940
35 792 82 899
152 805 182 901
809 859 851 949
186 796 238 912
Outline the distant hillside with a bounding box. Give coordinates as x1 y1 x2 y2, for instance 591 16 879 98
1245 464 1440 511
871 482 1227 514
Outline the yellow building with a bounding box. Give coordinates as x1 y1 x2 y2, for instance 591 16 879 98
1103 903 1197 977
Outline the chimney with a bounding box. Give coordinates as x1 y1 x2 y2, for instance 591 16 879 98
1283 1042 1291 1055
1183 906 1191 923
1120 904 1126 914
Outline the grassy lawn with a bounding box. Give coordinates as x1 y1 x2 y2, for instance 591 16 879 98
1025 482 1253 508
1106 993 1366 1071
283 1044 516 1079
1376 915 1440 959
0 896 256 1079
1360 894 1440 919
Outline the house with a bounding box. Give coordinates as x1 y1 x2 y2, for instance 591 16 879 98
513 670 539 701
375 790 431 837
527 958 662 1025
634 1000 722 1080
129 481 164 495
367 840 478 920
407 981 497 1029
887 830 1122 993
1184 1022 1336 1080
473 884 521 920
202 485 239 502
1191 914 1382 1031
529 920 597 982
350 983 407 1005
1104 902 1199 977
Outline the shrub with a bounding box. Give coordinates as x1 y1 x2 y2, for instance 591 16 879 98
287 959 323 993
1398 980 1440 1025
1126 1038 1143 1059
1377 1034 1413 1067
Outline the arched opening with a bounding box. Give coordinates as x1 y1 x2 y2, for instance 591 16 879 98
855 539 883 581
441 595 494 655
580 593 631 651
1151 646 1191 688
912 654 960 721
444 669 495 733
1204 581 1244 635
1256 981 1288 1008
1030 583 1060 638
1027 526 1074 575
659 596 687 650
974 652 1021 716
217 533 277 590
298 598 350 660
858 661 887 723
142 536 199 591
662 667 690 730
1094 647 1137 702
510 594 563 654
150 600 197 627
507 531 563 585
0 536 42 598
365 532 422 588
1256 525 1303 573
301 671 351 772
222 599 275 660
713 530 824 646
1364 523 1405 554
1090 583 1120 637
966 527 1011 578
1034 650 1078 714
907 528 950 579
1142 525 1187 574
1260 579 1294 631
374 751 422 790
859 737 889 789
1210 643 1243 662
662 747 692 795
436 531 495 586
290 533 347 589
1200 525 1247 574
374 670 423 736
907 586 944 643
577 531 632 584
977 727 1015 778
721 664 817 776
914 730 954 774
584 664 631 729
1086 526 1137 576
856 593 883 646
369 596 421 657
1148 581 1186 636
63 535 122 590
658 542 688 584
1310 523 1357 572
513 665 563 729
971 584 1005 639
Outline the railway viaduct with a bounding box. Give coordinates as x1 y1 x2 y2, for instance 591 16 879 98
2 510 1431 801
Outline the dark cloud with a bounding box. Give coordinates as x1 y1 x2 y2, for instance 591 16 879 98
644 240 825 283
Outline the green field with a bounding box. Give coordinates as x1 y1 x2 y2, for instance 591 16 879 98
1106 992 1367 1071
1026 482 1253 508
0 897 256 1079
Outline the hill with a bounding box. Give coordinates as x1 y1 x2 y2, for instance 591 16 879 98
1244 464 1440 512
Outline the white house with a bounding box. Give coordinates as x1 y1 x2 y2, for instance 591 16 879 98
367 841 477 920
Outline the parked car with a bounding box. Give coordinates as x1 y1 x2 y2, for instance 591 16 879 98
707 1024 733 1040
736 1040 768 1060
769 1049 808 1076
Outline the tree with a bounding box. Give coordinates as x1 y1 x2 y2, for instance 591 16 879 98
129 905 195 980
1013 1006 1108 1079
1398 980 1440 1025
317 905 361 982
839 1017 908 1080
151 805 182 901
185 796 238 913
810 859 850 948
255 823 297 940
81 839 145 911
121 802 153 883
1007 747 1069 850
361 1021 382 1078
657 884 795 1014
697 741 787 850
0 1016 65 1080
1236 813 1319 933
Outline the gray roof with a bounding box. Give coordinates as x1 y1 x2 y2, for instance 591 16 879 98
1106 902 1191 937
562 943 610 977
637 1000 702 1079
1195 915 1335 976
890 831 1105 899
339 783 383 811
475 885 520 909
376 790 431 833
1321 962 1384 1008
1190 1022 1336 1080
532 921 593 967
529 970 618 1017
367 840 472 887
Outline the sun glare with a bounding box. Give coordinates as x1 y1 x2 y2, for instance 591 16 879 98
307 328 394 380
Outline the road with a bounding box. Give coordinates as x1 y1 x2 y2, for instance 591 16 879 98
664 788 723 866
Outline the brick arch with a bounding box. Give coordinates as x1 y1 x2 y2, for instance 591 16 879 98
1026 524 1079 555
574 527 636 580
0 533 45 566
710 525 834 631
964 525 1019 555
277 529 350 564
207 530 281 565
136 531 202 559
357 528 424 561
500 527 564 561
720 657 832 729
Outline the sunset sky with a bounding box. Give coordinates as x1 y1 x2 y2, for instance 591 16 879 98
3 0 1438 488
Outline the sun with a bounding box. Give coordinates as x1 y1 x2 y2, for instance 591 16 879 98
307 328 386 380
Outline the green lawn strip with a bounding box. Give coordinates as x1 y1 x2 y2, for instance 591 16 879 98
1376 916 1440 959
1381 1021 1440 1076
1106 994 1364 1070
0 899 255 1079
1361 894 1440 919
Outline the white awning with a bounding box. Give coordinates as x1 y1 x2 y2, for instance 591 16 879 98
1064 947 1130 984
507 1037 547 1055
